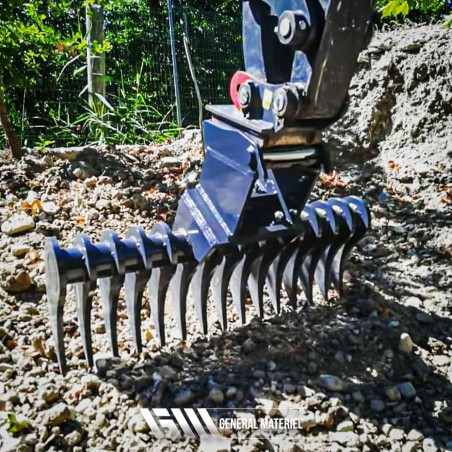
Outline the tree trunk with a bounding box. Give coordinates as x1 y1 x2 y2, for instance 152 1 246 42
0 76 24 159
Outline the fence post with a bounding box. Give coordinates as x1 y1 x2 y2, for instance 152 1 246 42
86 4 106 108
167 0 182 127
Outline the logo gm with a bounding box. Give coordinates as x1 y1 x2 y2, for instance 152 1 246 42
140 408 221 439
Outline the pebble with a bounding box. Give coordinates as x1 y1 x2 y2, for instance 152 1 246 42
385 386 402 402
370 399 386 412
42 201 60 215
336 420 354 432
225 387 237 398
1 213 35 235
11 243 31 257
128 413 150 433
160 365 177 380
1 269 32 292
41 403 73 426
209 388 224 404
422 438 437 451
398 382 416 399
255 398 279 417
174 389 193 406
407 429 424 441
65 430 82 446
242 338 256 353
389 428 405 440
398 333 413 354
432 355 450 367
39 383 60 403
316 375 346 392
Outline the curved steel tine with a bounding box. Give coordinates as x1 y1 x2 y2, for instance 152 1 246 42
248 242 279 318
169 262 197 340
99 274 124 357
148 265 175 346
191 253 221 335
211 248 242 330
230 245 260 324
331 198 370 294
266 238 298 314
300 203 336 305
124 269 152 353
74 279 97 368
48 282 68 375
282 205 320 308
45 237 86 375
315 202 353 300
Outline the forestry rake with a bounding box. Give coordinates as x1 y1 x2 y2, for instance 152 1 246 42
45 0 374 374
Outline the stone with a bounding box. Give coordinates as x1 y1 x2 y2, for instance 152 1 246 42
226 387 237 398
407 429 424 441
2 270 32 293
370 399 386 412
161 157 182 167
402 441 419 452
11 243 31 257
95 199 111 211
255 398 279 417
65 430 82 446
330 432 360 447
42 201 60 215
316 375 346 392
174 389 193 406
389 428 405 440
39 383 60 403
422 438 437 451
432 355 449 367
42 403 73 426
160 365 177 380
283 383 296 394
384 386 401 402
209 388 224 404
1 214 35 235
399 333 413 354
242 338 256 353
128 413 150 433
83 176 97 188
336 420 354 432
398 382 416 399
381 424 393 436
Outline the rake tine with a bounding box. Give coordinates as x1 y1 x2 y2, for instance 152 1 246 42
282 205 320 308
74 279 97 368
124 269 152 353
266 238 300 313
248 243 279 318
191 254 221 335
211 248 241 330
314 201 353 300
299 202 336 304
99 274 124 357
230 246 260 324
169 262 197 340
330 197 370 294
148 265 175 346
45 238 87 375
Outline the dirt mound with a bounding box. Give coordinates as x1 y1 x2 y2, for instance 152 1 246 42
325 25 451 209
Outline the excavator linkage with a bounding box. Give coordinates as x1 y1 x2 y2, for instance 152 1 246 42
45 0 374 374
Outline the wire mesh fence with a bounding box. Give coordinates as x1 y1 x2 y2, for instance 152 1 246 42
1 1 242 148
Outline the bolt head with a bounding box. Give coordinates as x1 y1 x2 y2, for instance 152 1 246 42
279 16 292 38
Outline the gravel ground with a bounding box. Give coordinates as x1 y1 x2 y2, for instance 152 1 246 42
0 25 451 451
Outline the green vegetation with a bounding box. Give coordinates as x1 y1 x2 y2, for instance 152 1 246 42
0 0 450 157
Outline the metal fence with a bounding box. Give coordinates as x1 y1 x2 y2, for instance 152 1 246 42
1 2 242 148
